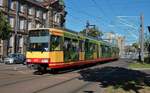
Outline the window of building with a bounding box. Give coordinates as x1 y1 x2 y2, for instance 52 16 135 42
54 13 60 23
24 20 27 29
0 0 3 6
36 10 41 18
0 46 1 53
28 21 32 29
28 7 34 15
9 17 15 28
36 23 41 28
10 1 15 10
51 35 62 51
20 4 25 13
19 37 23 47
19 19 25 30
9 36 13 47
43 13 46 19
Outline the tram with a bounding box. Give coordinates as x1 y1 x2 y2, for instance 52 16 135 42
26 28 119 72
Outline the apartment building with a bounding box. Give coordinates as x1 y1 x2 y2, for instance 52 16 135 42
104 32 125 57
0 0 66 60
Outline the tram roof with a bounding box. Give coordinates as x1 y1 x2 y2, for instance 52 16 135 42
28 28 118 47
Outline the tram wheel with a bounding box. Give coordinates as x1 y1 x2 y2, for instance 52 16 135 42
33 64 47 75
33 71 43 75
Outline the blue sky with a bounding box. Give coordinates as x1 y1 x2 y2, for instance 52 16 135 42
65 0 150 45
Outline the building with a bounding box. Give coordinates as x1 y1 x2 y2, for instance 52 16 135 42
0 0 66 60
103 32 125 57
116 36 125 57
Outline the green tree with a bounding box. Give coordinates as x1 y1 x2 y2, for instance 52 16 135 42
132 42 139 49
144 34 150 52
80 27 103 39
0 11 12 40
143 33 150 63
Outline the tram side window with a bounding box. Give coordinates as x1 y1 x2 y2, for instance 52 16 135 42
101 45 106 57
51 35 62 51
72 39 78 52
89 43 94 52
79 40 84 52
85 40 89 52
101 45 104 53
93 44 98 52
64 38 72 51
105 46 109 53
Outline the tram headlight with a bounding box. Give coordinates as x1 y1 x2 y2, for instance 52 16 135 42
27 59 31 62
41 59 49 63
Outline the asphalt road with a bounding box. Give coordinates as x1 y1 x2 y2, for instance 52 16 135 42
0 59 149 93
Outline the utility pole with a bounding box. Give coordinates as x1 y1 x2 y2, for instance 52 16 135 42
140 14 144 62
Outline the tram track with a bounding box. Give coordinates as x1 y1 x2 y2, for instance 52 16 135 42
32 72 98 93
0 60 120 93
70 82 93 93
32 66 101 93
33 76 79 93
0 67 86 88
32 62 119 93
0 74 53 88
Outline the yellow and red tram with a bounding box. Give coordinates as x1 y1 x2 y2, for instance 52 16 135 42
26 28 119 72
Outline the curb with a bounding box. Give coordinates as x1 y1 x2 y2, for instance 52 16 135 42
128 67 150 70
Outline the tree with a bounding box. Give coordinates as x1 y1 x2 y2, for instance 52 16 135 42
80 27 103 39
0 11 12 40
132 42 139 51
144 34 150 52
144 34 150 63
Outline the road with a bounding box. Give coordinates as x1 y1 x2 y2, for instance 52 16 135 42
0 59 149 93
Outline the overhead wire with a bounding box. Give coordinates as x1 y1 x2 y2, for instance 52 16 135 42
66 0 140 44
66 6 101 19
89 0 118 32
90 0 111 23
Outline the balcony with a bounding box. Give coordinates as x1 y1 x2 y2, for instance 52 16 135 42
43 0 65 12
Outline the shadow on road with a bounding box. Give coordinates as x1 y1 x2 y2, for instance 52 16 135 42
78 67 150 93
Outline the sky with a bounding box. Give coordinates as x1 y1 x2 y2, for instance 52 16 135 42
65 0 150 45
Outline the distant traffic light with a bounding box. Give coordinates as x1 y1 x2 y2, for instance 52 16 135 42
148 26 150 32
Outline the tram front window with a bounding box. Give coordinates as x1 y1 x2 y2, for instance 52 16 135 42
28 30 50 52
29 43 49 51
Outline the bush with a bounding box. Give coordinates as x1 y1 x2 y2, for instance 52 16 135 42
144 56 150 63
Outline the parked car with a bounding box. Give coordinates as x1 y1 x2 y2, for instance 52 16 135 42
4 53 26 64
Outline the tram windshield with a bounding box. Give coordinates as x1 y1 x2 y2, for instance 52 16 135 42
28 29 50 52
